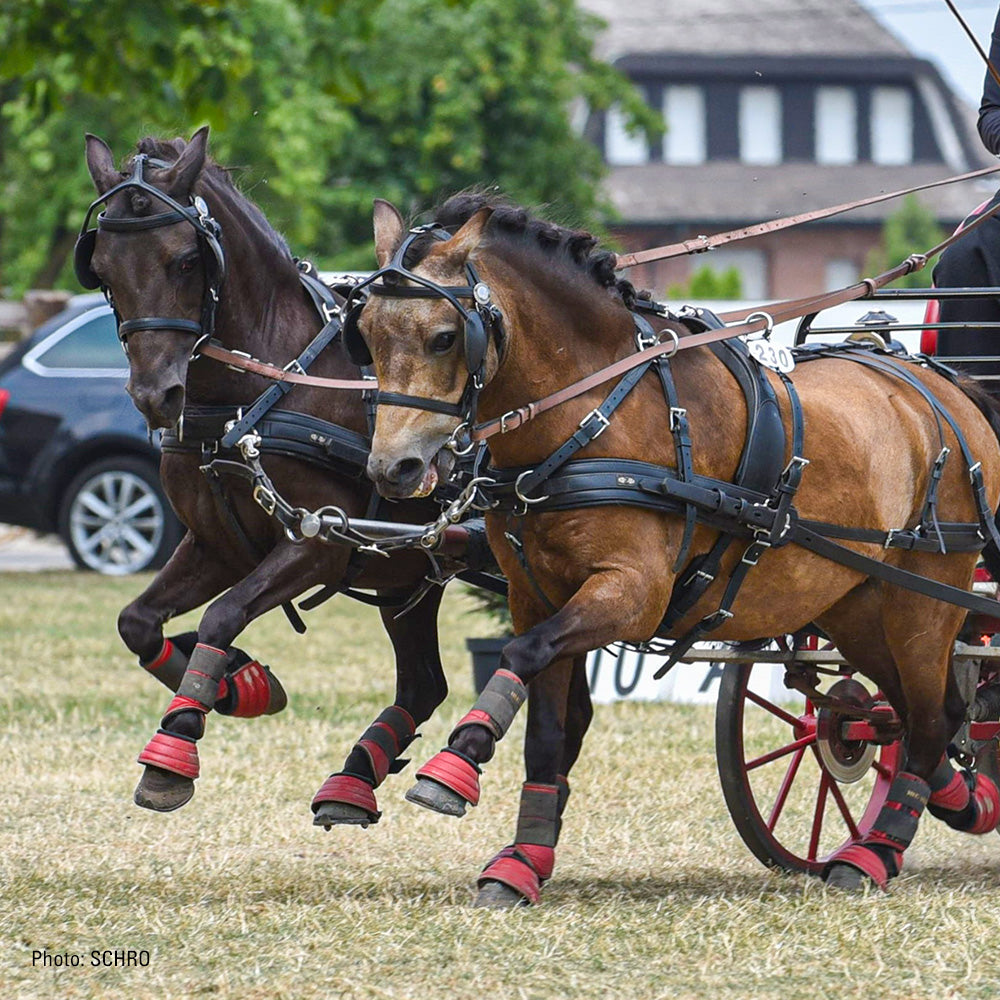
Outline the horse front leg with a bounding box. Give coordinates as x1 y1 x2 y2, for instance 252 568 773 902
134 539 348 813
117 531 241 672
474 654 592 908
405 565 666 824
312 586 448 829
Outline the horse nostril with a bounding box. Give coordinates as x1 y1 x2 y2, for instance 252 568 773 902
162 384 185 420
386 457 424 484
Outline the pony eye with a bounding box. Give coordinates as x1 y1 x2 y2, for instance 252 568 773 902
177 253 200 274
430 330 457 354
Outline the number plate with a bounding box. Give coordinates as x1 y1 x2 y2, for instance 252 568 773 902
747 338 795 374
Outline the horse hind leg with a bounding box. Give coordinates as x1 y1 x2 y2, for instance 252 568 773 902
817 583 975 890
312 587 449 829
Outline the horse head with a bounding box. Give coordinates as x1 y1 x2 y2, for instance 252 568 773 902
83 127 218 429
358 199 503 498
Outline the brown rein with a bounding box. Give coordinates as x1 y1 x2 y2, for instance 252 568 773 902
614 163 1000 270
468 196 1000 443
199 342 374 391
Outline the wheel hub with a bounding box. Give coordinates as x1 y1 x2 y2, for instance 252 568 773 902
815 678 877 782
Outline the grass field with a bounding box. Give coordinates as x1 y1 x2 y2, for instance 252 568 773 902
4 570 1000 1000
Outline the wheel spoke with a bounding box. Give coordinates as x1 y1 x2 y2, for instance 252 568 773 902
822 761 861 840
807 770 831 861
120 525 155 559
766 746 806 832
77 491 114 520
121 493 156 520
746 733 815 771
745 689 802 728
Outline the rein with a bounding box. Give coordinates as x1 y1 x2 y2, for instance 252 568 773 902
614 163 1000 270
199 341 374 391
468 195 1000 443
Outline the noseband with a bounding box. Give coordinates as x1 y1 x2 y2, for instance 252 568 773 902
75 153 226 358
343 225 504 423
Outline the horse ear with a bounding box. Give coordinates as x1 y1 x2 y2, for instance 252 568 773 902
161 125 210 198
373 199 405 267
85 133 120 194
441 207 493 262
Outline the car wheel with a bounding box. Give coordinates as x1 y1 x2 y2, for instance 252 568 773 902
57 456 183 575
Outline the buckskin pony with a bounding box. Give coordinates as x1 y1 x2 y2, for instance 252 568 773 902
352 193 1000 905
81 129 454 827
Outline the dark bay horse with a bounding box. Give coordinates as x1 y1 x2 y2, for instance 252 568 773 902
353 194 1000 905
83 128 451 826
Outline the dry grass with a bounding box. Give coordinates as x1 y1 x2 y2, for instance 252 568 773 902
3 570 1000 999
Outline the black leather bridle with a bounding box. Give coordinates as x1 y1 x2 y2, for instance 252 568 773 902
342 225 504 422
75 153 226 358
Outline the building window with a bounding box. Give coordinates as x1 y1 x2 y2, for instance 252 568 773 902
815 87 857 165
825 258 858 292
663 86 706 165
739 87 782 165
605 105 648 165
870 87 912 165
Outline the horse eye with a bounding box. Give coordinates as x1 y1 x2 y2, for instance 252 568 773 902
430 330 457 354
177 253 200 274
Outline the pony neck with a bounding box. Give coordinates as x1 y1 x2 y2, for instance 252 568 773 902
183 173 317 407
477 246 637 463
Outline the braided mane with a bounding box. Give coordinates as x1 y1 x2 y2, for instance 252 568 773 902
405 192 639 307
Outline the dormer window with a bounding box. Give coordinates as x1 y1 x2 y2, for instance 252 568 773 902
663 86 706 164
605 104 648 165
739 86 782 165
871 87 913 165
815 87 857 165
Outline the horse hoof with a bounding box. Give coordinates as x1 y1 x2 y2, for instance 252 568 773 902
312 801 375 829
473 880 530 909
823 863 865 891
133 765 195 812
404 777 468 817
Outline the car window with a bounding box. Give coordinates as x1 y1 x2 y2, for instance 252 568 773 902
30 309 126 372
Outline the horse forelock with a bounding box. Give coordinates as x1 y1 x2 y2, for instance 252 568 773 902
400 191 641 307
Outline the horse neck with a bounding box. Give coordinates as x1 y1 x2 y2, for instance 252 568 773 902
182 178 320 407
478 251 638 465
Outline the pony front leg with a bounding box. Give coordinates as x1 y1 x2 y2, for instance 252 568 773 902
312 587 449 828
475 655 592 908
405 566 666 818
134 539 344 812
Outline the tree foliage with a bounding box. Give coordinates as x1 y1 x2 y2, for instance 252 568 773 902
864 194 946 289
0 0 658 293
668 265 743 300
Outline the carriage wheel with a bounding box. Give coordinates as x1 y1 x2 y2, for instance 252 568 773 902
715 661 903 876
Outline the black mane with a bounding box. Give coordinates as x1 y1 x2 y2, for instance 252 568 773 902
405 192 638 307
128 136 290 259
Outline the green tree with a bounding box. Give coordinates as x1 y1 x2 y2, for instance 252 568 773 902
0 0 658 293
864 194 946 289
668 265 743 300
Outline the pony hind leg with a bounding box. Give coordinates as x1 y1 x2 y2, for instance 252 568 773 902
817 582 975 889
312 587 449 829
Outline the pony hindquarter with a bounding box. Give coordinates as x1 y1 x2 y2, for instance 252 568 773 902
355 194 1000 904
83 129 449 824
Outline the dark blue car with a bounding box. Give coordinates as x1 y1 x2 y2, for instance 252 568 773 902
0 294 183 573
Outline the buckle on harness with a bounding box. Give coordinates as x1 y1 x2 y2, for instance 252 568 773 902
284 358 306 376
579 408 610 438
500 410 521 434
669 407 687 431
253 484 277 516
225 349 253 372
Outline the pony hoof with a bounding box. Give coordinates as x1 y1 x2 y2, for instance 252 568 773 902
823 863 866 891
133 765 195 812
404 777 468 817
312 801 374 829
473 880 530 909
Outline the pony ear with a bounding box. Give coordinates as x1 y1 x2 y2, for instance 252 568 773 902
440 207 493 262
160 125 210 198
373 199 405 267
85 134 120 194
